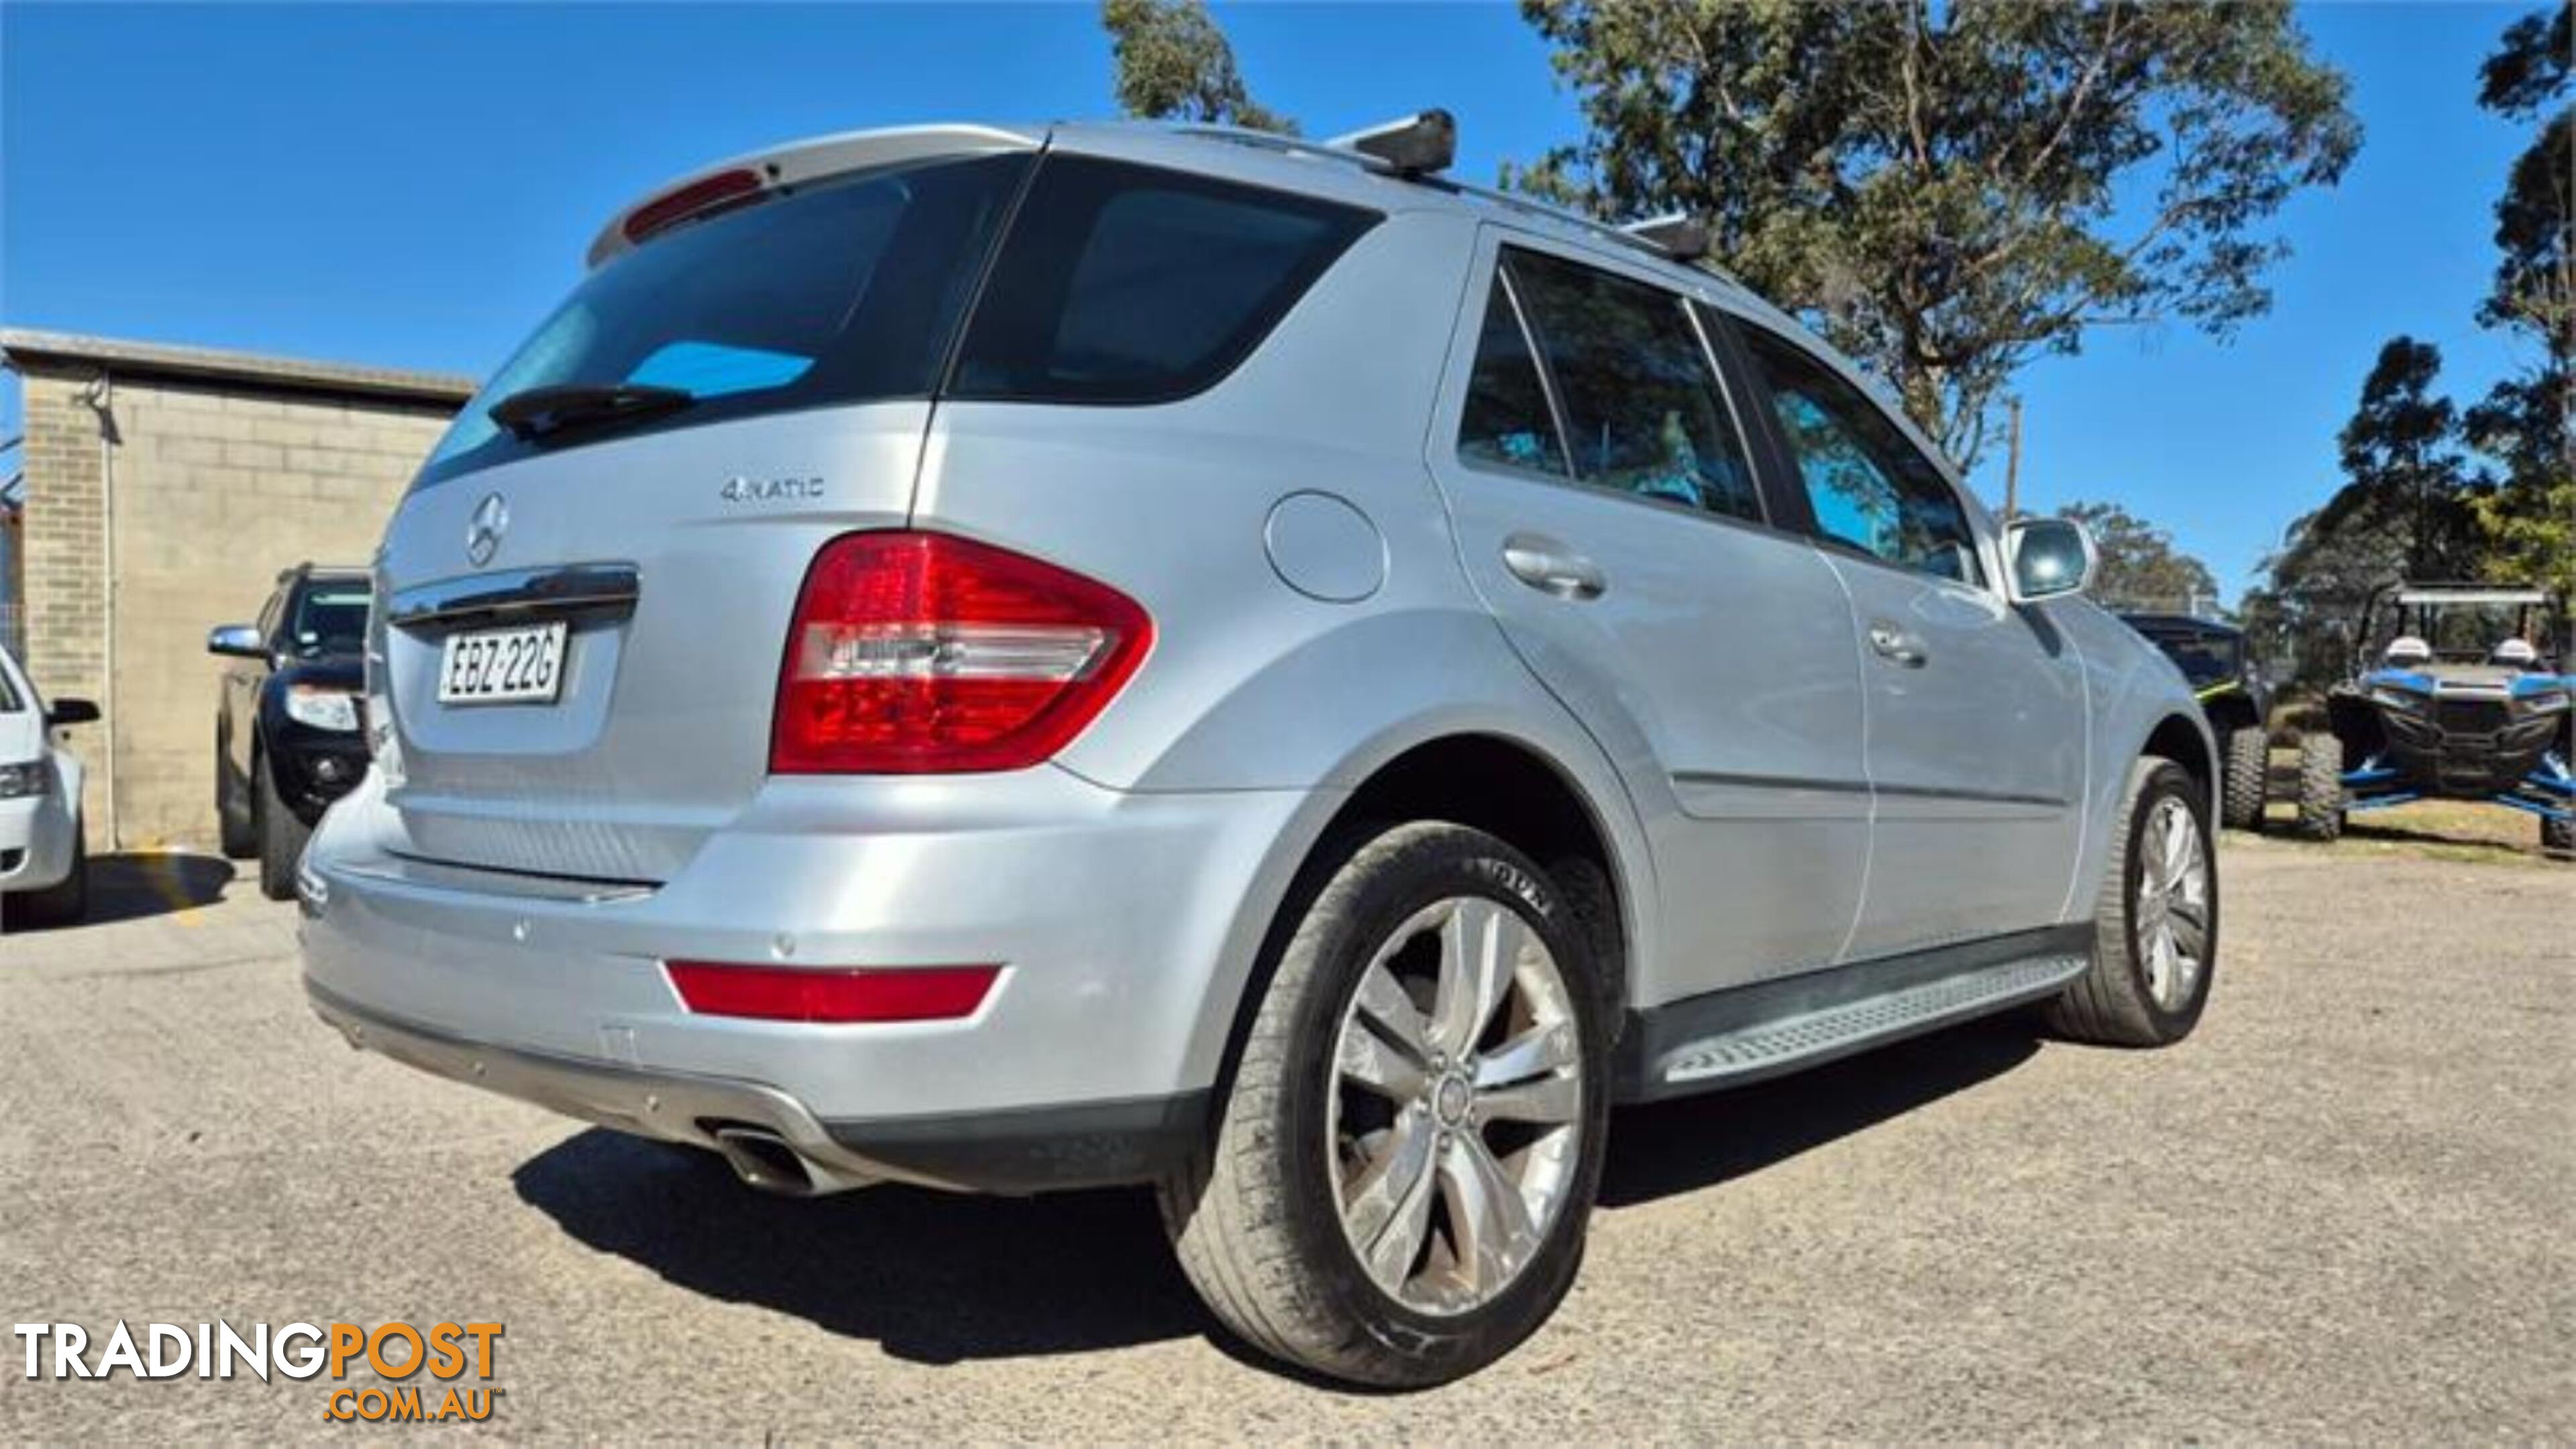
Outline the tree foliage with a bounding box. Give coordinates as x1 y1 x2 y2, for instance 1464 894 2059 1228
2056 500 2219 614
1508 0 2360 468
2466 1 2573 600
1102 0 1294 133
2315 337 2485 581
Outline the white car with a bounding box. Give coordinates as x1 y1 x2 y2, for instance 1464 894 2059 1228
0 645 95 928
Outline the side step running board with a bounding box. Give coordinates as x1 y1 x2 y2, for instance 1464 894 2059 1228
1656 953 2087 1089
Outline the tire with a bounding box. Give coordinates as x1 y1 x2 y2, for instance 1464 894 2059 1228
2296 733 2345 843
2045 757 2217 1048
254 754 311 902
1158 822 1612 1388
2220 727 2268 833
216 724 256 860
2544 812 2573 860
5 823 88 929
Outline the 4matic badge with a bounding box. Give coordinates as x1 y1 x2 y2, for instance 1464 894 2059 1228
720 475 825 504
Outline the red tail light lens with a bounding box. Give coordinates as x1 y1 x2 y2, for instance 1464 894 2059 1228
665 961 1000 1023
770 531 1152 773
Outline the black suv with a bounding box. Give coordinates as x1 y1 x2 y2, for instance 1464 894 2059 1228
2122 613 2273 831
209 564 372 898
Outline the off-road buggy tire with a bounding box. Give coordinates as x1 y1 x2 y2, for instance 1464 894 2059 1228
2296 733 2345 843
2543 812 2573 860
2221 727 2269 833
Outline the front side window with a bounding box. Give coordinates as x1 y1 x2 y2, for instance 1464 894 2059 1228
951 158 1379 404
1740 326 1982 586
1503 250 1763 523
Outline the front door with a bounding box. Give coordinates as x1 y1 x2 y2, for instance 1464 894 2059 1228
1725 319 2086 956
1426 231 1873 1002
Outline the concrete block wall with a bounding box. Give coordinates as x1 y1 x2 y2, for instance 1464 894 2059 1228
12 360 458 849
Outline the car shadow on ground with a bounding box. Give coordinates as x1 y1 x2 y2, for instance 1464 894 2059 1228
512 1013 2046 1368
25 851 237 929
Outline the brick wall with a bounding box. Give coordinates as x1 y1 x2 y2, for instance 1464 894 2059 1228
15 363 113 833
12 360 458 848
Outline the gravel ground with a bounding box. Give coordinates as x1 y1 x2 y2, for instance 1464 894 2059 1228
1 838 2568 1442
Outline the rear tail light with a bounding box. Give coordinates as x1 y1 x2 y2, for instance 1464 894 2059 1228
666 961 1000 1024
622 167 766 246
770 531 1152 774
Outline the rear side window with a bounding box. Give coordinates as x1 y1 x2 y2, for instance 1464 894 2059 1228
950 158 1379 405
1739 326 1982 586
416 152 1032 489
1456 276 1568 476
1501 250 1764 523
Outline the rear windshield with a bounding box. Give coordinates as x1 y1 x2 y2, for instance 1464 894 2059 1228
415 150 1377 490
415 151 1032 489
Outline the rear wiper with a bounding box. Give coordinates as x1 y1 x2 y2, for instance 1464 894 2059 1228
488 382 695 442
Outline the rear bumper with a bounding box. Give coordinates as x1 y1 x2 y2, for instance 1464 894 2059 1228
298 766 1320 1191
306 979 1204 1193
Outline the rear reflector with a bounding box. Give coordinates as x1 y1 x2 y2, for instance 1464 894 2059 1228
665 961 1000 1023
770 531 1152 773
622 167 766 246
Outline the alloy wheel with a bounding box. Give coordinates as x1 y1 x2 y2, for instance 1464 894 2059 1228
1326 895 1584 1316
2134 795 2211 1010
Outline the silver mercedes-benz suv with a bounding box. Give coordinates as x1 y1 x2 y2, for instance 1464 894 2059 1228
302 112 2218 1387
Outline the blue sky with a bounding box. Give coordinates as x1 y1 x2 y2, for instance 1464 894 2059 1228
1 3 2544 598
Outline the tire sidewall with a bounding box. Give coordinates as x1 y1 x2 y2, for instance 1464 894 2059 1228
1271 828 1611 1377
2118 762 2218 1036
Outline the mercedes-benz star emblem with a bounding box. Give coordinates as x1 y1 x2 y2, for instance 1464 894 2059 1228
465 493 509 567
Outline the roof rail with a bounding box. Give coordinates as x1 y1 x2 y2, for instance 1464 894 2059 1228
1620 213 1710 262
1173 109 1456 179
1324 109 1455 177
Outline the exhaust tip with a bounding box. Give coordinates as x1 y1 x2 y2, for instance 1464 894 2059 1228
710 1124 817 1197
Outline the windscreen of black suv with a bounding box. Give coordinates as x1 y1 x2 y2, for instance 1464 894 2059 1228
415 151 1379 490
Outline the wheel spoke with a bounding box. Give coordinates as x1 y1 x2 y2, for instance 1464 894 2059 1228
1432 900 1515 1057
1438 1132 1538 1296
1338 1016 1428 1101
1342 1112 1437 1287
2167 896 2210 959
1474 1021 1574 1089
1352 960 1434 1063
1476 1072 1579 1126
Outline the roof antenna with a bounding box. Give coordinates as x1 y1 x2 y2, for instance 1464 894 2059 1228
1328 109 1456 177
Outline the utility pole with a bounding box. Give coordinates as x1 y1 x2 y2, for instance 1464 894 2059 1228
2002 397 2023 522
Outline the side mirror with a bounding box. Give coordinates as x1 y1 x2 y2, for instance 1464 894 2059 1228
207 624 266 659
2004 517 2095 603
46 698 100 728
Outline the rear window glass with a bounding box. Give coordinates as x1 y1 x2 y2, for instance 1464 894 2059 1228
949 157 1379 404
415 152 1032 488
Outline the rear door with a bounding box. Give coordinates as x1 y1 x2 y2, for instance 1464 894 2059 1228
1725 317 2086 955
1427 231 1871 998
371 146 1033 882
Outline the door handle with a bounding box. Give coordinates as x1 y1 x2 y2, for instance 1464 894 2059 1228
1867 620 1928 667
1502 535 1607 601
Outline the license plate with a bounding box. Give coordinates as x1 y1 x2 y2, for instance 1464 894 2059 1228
437 621 569 706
